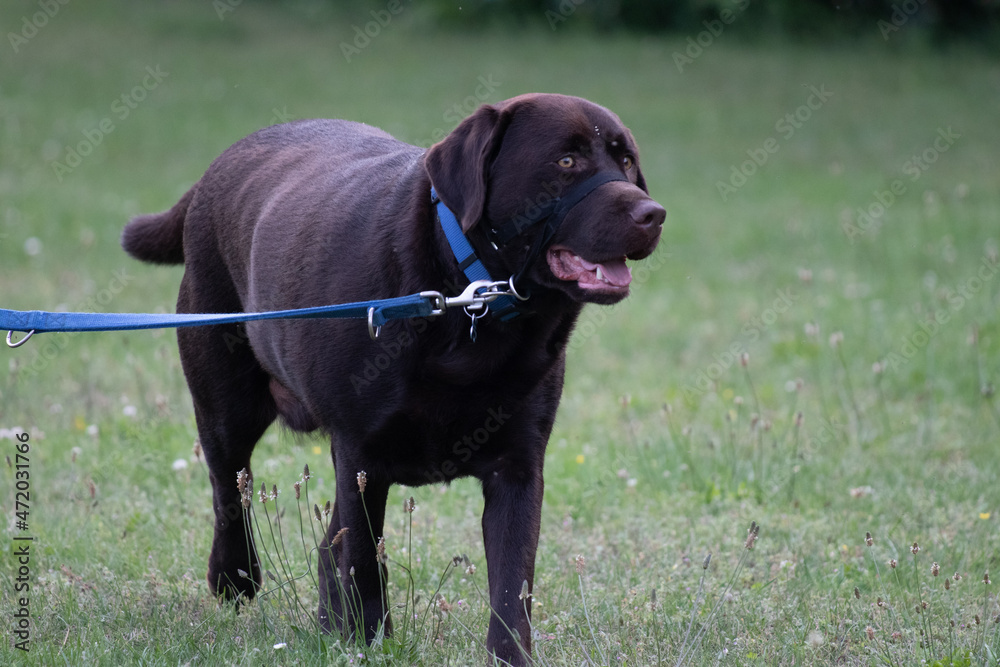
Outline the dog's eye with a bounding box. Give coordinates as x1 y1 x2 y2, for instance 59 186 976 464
558 156 575 168
623 155 634 171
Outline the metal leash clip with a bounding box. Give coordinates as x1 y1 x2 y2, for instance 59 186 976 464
445 277 527 312
6 330 34 348
368 277 526 341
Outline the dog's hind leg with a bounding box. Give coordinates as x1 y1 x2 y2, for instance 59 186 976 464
176 270 278 603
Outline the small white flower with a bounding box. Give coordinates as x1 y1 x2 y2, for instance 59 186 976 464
273 642 287 650
23 237 42 256
172 459 188 471
123 405 137 417
86 424 99 437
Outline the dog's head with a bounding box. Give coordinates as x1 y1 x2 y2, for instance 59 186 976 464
425 93 664 305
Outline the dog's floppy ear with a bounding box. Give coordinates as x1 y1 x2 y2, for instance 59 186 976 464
425 104 513 233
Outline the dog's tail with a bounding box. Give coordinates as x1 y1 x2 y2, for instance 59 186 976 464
121 184 196 264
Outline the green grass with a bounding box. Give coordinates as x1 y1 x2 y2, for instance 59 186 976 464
2 1 1000 664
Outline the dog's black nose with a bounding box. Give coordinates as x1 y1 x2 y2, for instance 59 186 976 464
630 199 666 228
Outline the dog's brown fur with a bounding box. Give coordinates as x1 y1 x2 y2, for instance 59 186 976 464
122 93 664 665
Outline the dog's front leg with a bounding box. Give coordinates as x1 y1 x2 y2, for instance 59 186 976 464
481 465 543 666
318 462 392 644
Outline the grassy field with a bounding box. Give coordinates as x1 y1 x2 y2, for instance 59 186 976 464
2 1 1000 665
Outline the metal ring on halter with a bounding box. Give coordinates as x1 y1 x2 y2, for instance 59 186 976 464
6 330 35 348
367 308 381 340
505 275 529 301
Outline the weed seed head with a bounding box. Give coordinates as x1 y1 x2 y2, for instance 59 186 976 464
703 553 712 570
404 496 415 513
889 559 897 569
259 482 267 504
984 573 991 585
270 484 278 502
331 527 348 546
303 464 311 481
519 579 530 600
854 587 861 600
313 504 322 522
356 470 367 493
293 481 301 500
945 578 951 590
865 532 873 548
931 562 939 577
829 331 844 348
795 411 804 428
376 536 387 564
911 542 920 555
575 554 586 574
745 521 759 550
466 562 476 575
238 568 249 579
740 352 749 367
238 469 252 508
866 626 875 640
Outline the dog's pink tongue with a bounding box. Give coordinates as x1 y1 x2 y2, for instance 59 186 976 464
595 258 631 287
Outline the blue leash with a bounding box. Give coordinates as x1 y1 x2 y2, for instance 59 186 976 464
2 292 445 348
4 191 527 349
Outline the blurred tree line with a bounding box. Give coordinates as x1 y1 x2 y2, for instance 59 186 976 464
332 0 1000 41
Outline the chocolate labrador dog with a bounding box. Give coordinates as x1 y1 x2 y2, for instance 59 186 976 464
122 93 663 665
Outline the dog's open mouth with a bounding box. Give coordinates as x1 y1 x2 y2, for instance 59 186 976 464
547 246 632 294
